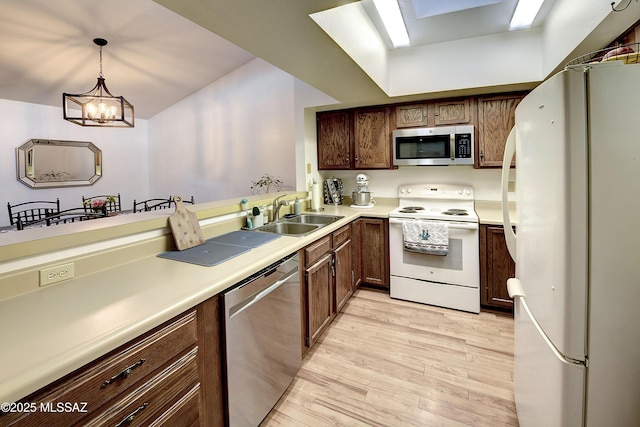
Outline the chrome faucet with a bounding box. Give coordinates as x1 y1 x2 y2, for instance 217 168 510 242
272 195 289 221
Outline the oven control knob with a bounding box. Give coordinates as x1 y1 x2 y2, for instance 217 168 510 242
457 188 463 195
399 187 405 194
406 188 412 193
463 188 472 195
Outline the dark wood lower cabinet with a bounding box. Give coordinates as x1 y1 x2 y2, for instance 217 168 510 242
480 224 516 311
1 298 224 427
305 252 334 349
358 218 389 288
302 225 356 353
334 238 353 313
351 219 362 287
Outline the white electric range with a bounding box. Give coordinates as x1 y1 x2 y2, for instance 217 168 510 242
389 184 480 313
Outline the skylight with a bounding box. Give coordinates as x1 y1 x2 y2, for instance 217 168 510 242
372 0 410 48
509 0 544 30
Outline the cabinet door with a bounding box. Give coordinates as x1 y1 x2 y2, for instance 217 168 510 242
334 238 353 313
353 107 392 169
317 111 351 169
477 94 524 168
395 104 428 128
305 253 334 348
480 225 515 309
433 98 473 125
352 219 362 288
360 218 389 288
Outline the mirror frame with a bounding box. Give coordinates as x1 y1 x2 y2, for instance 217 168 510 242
16 139 102 188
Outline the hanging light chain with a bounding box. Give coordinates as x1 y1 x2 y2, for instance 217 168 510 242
98 44 104 78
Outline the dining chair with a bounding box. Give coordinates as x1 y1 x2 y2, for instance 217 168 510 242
181 196 195 205
82 193 121 213
16 206 107 230
132 196 195 213
7 198 60 226
132 197 172 213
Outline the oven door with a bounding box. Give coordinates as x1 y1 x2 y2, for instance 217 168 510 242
388 218 479 288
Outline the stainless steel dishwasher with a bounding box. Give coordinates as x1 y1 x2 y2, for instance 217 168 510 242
223 253 301 427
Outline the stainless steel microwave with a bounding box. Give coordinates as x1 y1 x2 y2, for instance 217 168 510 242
392 125 474 166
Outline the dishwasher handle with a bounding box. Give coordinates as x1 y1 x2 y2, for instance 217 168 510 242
228 267 299 319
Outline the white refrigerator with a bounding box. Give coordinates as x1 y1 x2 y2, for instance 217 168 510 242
501 61 640 426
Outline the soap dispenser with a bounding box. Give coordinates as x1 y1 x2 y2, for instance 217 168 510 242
294 197 301 215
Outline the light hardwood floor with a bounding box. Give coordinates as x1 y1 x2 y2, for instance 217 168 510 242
262 287 519 426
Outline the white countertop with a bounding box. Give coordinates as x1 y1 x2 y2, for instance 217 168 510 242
0 202 394 404
0 198 515 403
475 200 517 226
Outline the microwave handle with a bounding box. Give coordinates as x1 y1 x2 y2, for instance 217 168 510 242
450 134 455 161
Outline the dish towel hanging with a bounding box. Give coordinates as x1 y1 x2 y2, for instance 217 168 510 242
402 220 449 256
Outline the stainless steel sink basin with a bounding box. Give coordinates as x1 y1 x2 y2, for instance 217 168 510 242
251 214 344 236
253 222 320 236
287 214 343 225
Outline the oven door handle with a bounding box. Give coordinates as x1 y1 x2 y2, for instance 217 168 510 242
388 218 478 230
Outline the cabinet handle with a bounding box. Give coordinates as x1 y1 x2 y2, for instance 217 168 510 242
331 256 335 277
101 359 146 389
480 150 484 161
115 403 148 427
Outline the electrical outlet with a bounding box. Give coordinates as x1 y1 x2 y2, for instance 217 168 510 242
39 263 75 287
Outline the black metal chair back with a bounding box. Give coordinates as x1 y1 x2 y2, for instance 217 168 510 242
82 193 121 213
132 196 194 213
7 199 60 226
16 206 107 230
133 197 172 213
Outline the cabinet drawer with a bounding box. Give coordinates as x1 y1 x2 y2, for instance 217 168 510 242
304 235 332 267
2 311 198 426
332 225 351 248
148 384 200 426
84 347 200 426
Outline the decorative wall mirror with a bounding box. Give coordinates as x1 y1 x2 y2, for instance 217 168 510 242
16 139 102 188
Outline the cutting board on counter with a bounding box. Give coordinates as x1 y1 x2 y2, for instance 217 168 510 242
169 196 205 250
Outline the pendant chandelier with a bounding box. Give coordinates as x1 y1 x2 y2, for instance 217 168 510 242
63 38 134 128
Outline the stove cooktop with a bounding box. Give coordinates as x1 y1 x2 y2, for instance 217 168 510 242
390 184 478 222
389 206 478 222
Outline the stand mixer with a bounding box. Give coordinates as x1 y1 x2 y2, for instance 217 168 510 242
351 173 373 207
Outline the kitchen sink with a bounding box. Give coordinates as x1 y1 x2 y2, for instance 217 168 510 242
251 214 344 236
256 222 318 235
287 214 343 225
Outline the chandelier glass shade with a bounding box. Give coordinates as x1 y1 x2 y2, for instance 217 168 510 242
63 38 134 128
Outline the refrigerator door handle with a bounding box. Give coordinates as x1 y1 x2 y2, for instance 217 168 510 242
501 127 517 260
507 278 587 368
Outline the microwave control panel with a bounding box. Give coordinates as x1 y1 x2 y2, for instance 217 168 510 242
455 133 472 158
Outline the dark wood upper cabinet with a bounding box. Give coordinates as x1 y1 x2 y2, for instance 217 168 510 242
476 93 524 168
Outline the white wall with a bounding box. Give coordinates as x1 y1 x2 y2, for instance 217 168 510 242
541 0 640 75
295 79 338 194
321 166 505 203
389 30 542 95
148 58 307 203
0 99 149 227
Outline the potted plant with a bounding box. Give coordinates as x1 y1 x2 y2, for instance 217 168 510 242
83 195 116 212
250 174 285 194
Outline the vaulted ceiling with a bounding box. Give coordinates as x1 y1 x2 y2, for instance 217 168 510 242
0 0 636 119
